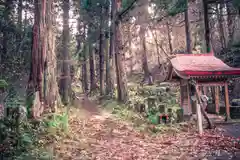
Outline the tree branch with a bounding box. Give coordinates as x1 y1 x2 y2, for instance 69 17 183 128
117 0 139 21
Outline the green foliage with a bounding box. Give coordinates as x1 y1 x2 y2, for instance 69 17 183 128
0 79 8 89
25 93 34 117
0 85 53 159
44 107 69 133
122 0 135 9
152 0 187 18
148 114 159 125
233 0 240 8
218 46 240 67
167 0 187 16
83 0 91 9
82 0 109 11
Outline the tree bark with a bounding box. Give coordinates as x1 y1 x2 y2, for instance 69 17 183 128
217 3 226 49
17 0 23 43
61 0 71 105
28 0 59 118
89 42 96 92
2 0 13 62
127 24 133 73
106 0 115 96
138 0 152 85
99 7 105 95
82 37 89 93
45 0 60 112
114 0 128 102
203 0 210 52
196 0 206 52
140 25 153 85
104 35 110 95
166 20 173 54
185 1 192 54
226 2 237 46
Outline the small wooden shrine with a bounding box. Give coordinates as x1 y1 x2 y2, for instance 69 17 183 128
168 52 240 121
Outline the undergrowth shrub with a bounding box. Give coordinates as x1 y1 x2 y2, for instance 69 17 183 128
0 86 69 159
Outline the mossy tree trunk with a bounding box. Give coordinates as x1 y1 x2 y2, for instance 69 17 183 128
27 0 59 118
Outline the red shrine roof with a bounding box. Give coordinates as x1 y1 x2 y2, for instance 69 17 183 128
170 53 240 79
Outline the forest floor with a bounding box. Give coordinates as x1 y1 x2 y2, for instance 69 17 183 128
47 102 240 160
6 74 240 160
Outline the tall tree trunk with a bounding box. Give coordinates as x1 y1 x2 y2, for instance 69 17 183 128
82 25 89 92
24 4 28 32
17 0 23 45
226 2 237 46
217 3 226 49
45 0 60 112
127 24 133 73
185 1 192 54
89 42 96 92
104 35 110 93
140 25 152 85
88 22 96 92
99 7 105 95
152 29 161 65
105 36 111 94
114 0 128 102
104 6 110 95
106 0 115 96
61 0 71 105
2 0 13 62
28 0 59 118
166 20 173 54
203 0 210 52
138 0 152 85
196 0 206 52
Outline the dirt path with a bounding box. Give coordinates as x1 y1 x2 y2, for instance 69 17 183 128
46 102 240 160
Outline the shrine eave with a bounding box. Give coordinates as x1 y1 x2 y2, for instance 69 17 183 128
170 53 240 80
174 69 240 80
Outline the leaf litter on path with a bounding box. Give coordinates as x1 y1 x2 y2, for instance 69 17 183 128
49 108 240 160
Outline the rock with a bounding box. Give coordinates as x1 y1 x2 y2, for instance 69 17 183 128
159 82 172 87
18 105 27 122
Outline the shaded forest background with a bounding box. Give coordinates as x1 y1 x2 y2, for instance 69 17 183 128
1 0 240 158
1 0 240 92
